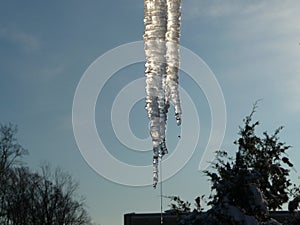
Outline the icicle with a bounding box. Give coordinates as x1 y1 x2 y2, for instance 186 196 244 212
144 0 167 188
165 0 182 125
144 0 182 188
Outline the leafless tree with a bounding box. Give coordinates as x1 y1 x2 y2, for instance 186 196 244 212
0 124 28 223
0 124 27 175
0 125 91 225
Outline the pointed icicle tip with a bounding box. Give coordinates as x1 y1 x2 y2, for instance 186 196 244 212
175 113 181 126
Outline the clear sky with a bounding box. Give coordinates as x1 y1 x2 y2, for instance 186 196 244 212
1 1 300 225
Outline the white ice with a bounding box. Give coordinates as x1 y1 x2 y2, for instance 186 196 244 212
144 0 182 188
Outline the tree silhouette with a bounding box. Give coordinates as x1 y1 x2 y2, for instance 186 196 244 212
0 124 91 225
0 124 27 175
170 104 300 225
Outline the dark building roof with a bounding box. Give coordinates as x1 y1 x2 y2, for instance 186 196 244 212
124 211 291 225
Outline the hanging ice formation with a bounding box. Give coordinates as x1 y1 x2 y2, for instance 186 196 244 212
144 0 182 188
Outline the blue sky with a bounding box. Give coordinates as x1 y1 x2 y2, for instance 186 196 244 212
1 1 300 224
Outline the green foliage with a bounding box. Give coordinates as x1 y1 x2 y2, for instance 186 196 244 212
168 104 300 225
167 195 206 214
167 196 192 213
205 104 293 213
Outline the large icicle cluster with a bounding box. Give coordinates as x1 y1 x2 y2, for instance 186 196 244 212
144 0 182 188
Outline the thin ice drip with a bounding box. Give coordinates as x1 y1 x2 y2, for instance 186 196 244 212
144 0 182 188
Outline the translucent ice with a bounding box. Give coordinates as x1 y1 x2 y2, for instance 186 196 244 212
144 0 182 188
